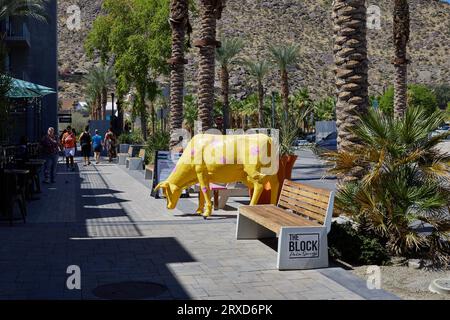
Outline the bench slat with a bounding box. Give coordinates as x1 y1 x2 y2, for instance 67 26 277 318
278 193 327 217
282 184 330 205
278 198 325 224
281 186 329 210
283 180 331 197
239 205 320 235
263 205 319 226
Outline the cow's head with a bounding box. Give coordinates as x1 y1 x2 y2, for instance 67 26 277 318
154 181 182 209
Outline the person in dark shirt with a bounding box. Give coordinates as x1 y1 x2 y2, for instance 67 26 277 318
79 125 92 166
41 127 59 184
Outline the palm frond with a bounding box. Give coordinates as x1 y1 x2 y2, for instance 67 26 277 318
0 0 50 22
268 43 300 71
216 38 243 66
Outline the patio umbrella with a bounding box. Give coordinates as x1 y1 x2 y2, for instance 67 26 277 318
7 77 56 98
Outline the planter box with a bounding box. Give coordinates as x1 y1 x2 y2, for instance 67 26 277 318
130 144 145 157
119 144 130 153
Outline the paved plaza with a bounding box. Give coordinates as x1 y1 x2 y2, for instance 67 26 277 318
0 150 398 300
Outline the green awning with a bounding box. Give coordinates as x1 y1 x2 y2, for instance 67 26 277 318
7 77 56 98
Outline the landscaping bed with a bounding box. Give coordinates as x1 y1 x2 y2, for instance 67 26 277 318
351 262 450 300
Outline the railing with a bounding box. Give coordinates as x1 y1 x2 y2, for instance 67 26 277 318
5 22 31 47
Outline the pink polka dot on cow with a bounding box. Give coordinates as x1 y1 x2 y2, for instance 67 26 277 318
250 146 260 155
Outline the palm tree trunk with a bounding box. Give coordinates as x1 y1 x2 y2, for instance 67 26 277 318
96 93 102 120
169 0 188 148
281 69 289 117
150 100 156 134
258 80 264 127
102 88 107 120
117 95 124 135
141 107 148 141
333 0 369 157
220 65 229 133
195 0 224 132
393 0 410 119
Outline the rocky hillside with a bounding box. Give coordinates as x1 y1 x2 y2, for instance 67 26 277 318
58 0 450 101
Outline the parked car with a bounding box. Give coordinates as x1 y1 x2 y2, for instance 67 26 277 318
305 133 316 143
316 131 337 150
292 138 311 150
430 124 450 139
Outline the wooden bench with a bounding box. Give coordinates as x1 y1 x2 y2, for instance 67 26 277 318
236 179 335 270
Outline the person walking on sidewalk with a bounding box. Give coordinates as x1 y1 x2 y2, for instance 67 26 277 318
62 126 76 171
92 129 103 164
104 127 117 163
79 125 92 166
41 127 59 184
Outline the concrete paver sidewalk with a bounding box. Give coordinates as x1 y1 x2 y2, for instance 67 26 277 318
0 157 398 300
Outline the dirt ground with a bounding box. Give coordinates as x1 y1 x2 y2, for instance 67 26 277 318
351 264 450 300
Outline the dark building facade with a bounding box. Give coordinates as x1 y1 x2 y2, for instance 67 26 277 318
2 0 58 142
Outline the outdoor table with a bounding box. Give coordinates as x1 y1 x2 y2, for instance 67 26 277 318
24 160 45 195
5 169 30 196
4 169 29 221
196 183 227 210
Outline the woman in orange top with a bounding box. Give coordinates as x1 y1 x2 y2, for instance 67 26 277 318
62 125 76 171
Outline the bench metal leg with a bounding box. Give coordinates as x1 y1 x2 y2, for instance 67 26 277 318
128 159 143 170
144 169 153 180
277 226 329 270
236 213 275 240
118 154 127 165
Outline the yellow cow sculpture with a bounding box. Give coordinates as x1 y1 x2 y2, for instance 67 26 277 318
155 134 279 218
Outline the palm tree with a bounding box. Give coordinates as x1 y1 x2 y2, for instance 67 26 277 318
85 78 101 120
194 0 225 131
216 37 243 132
0 0 49 22
168 0 189 148
0 0 50 67
84 65 115 120
183 94 198 135
290 88 314 132
332 0 369 157
393 0 410 119
269 43 299 117
322 107 450 266
243 58 270 128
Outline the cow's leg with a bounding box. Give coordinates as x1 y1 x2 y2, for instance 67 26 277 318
196 191 205 214
244 165 265 206
195 168 212 218
269 175 280 205
250 181 264 205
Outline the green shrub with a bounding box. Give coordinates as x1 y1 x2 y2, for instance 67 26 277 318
323 107 450 267
378 84 438 116
145 130 170 164
430 84 450 110
328 222 390 266
118 130 144 145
